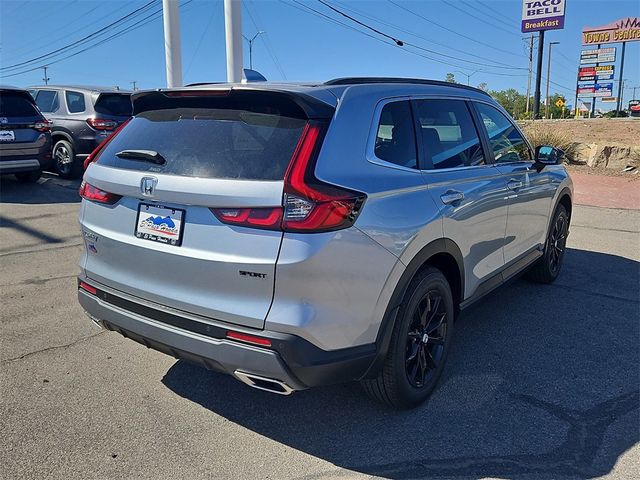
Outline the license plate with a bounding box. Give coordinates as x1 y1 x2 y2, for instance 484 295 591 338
135 203 185 246
0 130 15 142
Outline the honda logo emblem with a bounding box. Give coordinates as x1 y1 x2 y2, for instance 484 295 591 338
140 177 157 196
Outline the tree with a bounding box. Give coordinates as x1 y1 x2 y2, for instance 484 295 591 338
445 73 457 84
477 82 488 92
488 88 528 118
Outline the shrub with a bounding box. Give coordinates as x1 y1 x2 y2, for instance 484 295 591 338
520 122 578 162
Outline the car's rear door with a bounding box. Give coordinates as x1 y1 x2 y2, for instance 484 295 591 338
472 102 555 265
416 98 509 300
80 90 318 329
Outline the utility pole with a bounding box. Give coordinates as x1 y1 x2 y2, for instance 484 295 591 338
224 0 243 83
42 66 49 85
615 42 627 117
242 31 265 70
525 35 534 115
545 41 559 119
130 81 138 91
533 30 545 119
162 0 183 88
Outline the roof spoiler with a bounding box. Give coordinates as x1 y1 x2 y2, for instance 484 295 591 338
131 87 335 119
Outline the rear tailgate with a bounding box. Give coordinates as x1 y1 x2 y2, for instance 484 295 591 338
80 89 331 329
0 89 46 158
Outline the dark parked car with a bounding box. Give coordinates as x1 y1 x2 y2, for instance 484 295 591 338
0 86 52 183
28 86 132 178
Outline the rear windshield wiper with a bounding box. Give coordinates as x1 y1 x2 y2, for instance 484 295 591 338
116 149 166 165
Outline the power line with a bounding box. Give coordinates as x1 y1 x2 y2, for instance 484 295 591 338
1 0 159 72
332 0 526 69
387 0 526 59
441 0 522 37
282 0 529 78
2 1 195 79
475 0 517 24
317 0 404 45
317 0 526 70
245 0 287 80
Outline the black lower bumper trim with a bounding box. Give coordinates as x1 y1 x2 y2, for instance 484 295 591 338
81 279 377 388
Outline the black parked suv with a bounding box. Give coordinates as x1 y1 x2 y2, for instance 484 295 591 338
0 86 52 183
28 86 132 178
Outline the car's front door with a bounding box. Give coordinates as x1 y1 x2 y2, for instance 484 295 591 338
473 102 556 265
416 98 509 300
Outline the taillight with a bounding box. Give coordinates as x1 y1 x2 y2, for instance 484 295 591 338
226 331 272 347
211 207 282 230
212 122 365 233
83 118 130 170
33 120 51 132
282 123 365 232
79 281 97 295
79 181 121 205
86 118 117 131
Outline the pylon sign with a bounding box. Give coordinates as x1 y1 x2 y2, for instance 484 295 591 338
521 0 566 33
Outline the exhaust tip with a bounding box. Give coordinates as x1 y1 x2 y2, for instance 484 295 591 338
234 370 295 396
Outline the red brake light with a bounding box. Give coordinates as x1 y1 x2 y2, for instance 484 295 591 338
79 181 121 205
87 118 117 131
211 207 282 230
79 281 97 295
226 331 272 347
282 123 365 232
33 120 51 132
83 118 130 170
164 90 230 97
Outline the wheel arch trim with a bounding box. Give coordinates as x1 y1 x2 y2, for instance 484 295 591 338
364 238 464 378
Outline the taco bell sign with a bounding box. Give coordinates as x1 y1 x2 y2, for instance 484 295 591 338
522 0 566 33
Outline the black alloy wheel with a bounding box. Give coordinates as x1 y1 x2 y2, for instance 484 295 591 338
405 291 448 388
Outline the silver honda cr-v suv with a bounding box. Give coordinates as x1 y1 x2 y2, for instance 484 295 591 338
78 78 572 408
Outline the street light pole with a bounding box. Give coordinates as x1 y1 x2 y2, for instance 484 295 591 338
545 41 559 119
224 0 243 83
242 31 265 70
454 69 481 86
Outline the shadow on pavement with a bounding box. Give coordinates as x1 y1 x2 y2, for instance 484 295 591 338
0 172 81 204
162 248 639 479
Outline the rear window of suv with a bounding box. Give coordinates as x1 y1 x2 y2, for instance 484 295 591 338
0 91 39 118
95 107 307 180
94 94 133 116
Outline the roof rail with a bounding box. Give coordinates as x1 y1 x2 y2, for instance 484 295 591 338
324 77 490 96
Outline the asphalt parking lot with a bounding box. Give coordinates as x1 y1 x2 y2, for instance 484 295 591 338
1 173 638 480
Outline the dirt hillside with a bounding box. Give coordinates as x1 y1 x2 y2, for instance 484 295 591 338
521 118 640 145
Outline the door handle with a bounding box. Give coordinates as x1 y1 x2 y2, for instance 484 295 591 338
440 190 464 205
507 180 524 190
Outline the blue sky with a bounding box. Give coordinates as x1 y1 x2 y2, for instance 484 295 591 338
1 0 639 109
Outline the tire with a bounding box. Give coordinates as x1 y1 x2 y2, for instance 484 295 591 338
528 204 569 284
53 139 82 179
15 170 42 183
362 267 455 409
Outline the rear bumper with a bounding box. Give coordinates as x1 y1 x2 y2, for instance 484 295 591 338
78 278 377 391
0 158 43 173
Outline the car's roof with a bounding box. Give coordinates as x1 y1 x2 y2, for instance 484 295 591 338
0 85 29 92
170 77 492 104
27 85 132 94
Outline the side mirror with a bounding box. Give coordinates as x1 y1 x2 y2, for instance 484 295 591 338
534 145 564 171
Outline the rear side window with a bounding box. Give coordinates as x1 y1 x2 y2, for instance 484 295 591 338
94 94 132 116
0 91 39 117
95 107 307 180
374 101 418 169
415 99 485 169
65 90 86 113
34 90 59 113
475 103 532 163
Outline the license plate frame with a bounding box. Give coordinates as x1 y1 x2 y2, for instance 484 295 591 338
135 203 185 246
0 130 15 142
